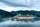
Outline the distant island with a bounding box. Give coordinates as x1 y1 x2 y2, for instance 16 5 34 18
11 10 40 21
0 9 40 22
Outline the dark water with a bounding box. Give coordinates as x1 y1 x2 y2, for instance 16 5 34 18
0 17 40 27
0 20 40 27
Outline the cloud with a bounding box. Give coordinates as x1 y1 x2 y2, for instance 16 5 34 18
0 0 32 7
0 0 40 12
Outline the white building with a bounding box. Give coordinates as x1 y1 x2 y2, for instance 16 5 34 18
15 14 33 21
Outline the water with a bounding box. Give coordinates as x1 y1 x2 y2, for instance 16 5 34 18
0 19 40 27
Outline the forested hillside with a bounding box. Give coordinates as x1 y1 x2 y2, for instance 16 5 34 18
0 9 40 22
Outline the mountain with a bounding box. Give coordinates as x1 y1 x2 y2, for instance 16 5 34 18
0 9 14 18
15 10 40 21
0 9 15 22
11 11 17 16
0 9 40 22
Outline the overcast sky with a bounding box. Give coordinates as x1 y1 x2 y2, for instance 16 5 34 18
0 0 40 12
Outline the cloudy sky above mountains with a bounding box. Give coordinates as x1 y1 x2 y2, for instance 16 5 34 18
0 0 40 12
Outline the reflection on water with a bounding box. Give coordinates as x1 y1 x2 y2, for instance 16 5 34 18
0 19 40 27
